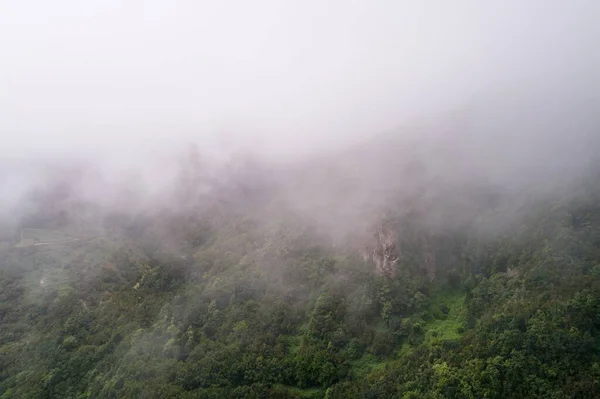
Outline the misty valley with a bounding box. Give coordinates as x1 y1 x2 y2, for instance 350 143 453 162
2 141 600 399
2 1 600 397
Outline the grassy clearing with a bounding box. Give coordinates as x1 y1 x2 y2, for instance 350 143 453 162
423 290 466 342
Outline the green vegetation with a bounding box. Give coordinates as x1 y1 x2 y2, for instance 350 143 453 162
2 169 600 398
423 291 466 343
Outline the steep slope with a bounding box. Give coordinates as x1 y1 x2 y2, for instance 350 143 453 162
1 134 600 398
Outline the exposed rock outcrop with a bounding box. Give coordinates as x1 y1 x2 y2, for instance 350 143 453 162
361 222 399 277
420 233 436 280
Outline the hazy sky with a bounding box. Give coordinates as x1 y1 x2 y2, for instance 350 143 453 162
1 0 599 159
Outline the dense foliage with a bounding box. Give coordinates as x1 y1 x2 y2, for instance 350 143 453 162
2 169 600 398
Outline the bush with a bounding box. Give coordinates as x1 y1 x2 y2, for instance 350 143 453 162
370 331 396 357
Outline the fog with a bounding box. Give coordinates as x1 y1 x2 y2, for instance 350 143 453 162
2 0 598 155
1 0 600 236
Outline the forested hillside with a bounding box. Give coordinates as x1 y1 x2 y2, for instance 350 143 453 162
1 141 600 399
2 0 600 396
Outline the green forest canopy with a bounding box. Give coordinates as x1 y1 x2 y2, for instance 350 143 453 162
2 159 600 399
